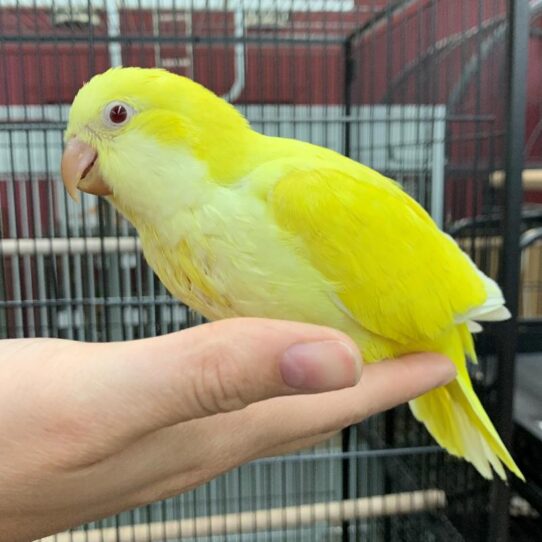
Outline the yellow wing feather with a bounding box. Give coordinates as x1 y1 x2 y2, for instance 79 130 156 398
271 167 487 346
269 164 523 481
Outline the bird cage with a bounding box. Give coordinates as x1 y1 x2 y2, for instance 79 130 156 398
0 1 537 541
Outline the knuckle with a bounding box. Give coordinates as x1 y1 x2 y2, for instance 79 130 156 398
191 346 252 415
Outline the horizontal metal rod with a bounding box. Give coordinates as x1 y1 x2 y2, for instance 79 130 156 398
0 34 347 45
446 163 505 175
254 445 442 465
36 490 446 542
0 122 66 130
0 116 485 131
0 237 141 256
0 296 180 309
446 114 495 122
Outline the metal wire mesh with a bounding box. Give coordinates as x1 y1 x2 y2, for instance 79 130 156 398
0 1 530 541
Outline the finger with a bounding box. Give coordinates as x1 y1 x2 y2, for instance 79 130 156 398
111 318 361 421
42 318 362 460
355 352 456 418
246 353 456 445
91 353 454 490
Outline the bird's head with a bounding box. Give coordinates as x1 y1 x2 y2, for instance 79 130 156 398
61 67 250 219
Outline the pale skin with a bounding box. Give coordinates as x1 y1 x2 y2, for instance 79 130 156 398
0 318 456 542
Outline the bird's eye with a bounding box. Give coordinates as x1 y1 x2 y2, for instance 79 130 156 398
109 104 127 123
103 101 134 128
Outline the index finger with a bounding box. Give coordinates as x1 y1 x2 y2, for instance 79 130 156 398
245 353 456 446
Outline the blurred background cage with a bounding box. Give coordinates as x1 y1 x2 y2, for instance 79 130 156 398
1 1 541 541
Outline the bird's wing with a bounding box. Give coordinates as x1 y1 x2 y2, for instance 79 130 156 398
269 166 489 344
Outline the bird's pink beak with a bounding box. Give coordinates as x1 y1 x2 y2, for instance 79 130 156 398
61 138 112 202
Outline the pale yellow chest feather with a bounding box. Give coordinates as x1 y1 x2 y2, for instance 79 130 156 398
107 136 375 354
137 186 364 341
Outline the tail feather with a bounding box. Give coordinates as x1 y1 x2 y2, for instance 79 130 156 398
409 324 524 481
456 265 512 327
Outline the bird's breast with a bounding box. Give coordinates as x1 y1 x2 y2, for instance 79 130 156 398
140 229 237 321
135 191 361 334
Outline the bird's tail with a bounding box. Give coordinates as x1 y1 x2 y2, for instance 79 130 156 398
409 324 524 481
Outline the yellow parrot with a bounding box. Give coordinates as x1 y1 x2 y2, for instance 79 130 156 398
61 67 523 481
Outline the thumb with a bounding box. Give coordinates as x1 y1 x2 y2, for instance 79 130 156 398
85 318 362 440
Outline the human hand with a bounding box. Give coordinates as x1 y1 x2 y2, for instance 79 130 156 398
0 318 455 541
